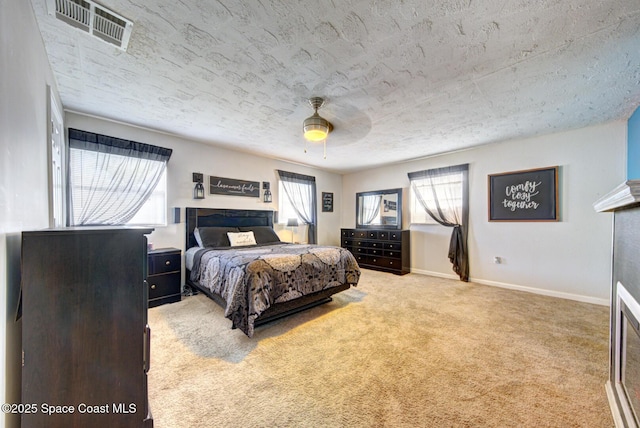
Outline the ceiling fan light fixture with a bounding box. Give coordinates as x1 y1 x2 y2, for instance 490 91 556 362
303 112 330 142
303 97 332 143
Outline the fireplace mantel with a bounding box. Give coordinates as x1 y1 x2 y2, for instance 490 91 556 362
594 180 640 213
595 179 640 427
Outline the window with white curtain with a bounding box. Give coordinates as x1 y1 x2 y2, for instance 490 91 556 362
125 169 167 226
68 129 172 226
278 180 304 225
409 168 464 224
277 170 317 244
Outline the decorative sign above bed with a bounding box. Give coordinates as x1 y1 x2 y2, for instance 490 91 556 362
488 166 559 221
209 176 260 198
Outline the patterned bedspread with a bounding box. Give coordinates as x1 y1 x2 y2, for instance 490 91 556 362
190 243 360 337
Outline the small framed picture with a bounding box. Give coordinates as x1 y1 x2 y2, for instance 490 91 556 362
322 192 333 212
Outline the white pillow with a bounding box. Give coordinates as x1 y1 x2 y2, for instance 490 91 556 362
194 227 204 247
227 231 257 247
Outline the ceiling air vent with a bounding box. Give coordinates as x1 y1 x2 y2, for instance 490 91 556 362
46 0 133 50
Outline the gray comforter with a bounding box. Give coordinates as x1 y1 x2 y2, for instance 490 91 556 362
190 243 360 336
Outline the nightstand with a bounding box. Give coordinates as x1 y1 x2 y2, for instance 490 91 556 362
148 247 182 308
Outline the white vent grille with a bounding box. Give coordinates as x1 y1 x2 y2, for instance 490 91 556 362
47 0 133 50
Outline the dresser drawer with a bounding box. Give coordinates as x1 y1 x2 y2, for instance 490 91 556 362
371 256 400 270
384 249 402 259
389 231 403 241
148 272 181 301
148 251 181 275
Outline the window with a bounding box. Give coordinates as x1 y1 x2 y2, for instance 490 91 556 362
278 180 304 225
408 164 470 281
125 169 167 226
409 166 465 225
68 129 172 226
277 170 317 244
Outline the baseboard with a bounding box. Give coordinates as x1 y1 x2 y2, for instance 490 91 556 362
605 381 626 428
409 268 609 306
410 268 459 280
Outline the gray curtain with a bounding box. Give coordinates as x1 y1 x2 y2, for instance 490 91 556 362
408 164 469 281
277 170 317 244
68 128 172 225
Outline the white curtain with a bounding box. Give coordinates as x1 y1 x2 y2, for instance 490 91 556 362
68 129 172 225
358 195 382 225
277 170 317 244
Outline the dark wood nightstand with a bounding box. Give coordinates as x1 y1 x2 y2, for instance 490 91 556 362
148 247 182 308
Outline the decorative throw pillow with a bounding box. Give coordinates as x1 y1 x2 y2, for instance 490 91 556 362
227 231 257 247
238 226 281 244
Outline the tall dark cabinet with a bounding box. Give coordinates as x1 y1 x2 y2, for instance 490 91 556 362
21 227 154 428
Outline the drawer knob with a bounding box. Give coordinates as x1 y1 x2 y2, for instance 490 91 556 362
151 284 156 289
165 260 171 266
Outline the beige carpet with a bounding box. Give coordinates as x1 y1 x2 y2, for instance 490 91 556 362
148 269 613 427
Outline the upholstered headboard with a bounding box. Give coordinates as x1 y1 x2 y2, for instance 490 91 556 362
185 207 275 249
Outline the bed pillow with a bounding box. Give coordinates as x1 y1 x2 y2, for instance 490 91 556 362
227 231 257 247
238 226 281 244
195 227 239 247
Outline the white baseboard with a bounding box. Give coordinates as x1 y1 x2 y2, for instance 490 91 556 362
605 381 627 428
410 268 459 281
409 268 610 306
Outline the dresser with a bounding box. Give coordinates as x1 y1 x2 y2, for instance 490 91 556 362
21 227 153 428
148 247 182 308
341 228 410 275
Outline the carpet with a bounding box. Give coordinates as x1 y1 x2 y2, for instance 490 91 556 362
147 269 613 427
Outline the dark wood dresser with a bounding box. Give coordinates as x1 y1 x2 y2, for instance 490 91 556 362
341 228 410 275
21 227 153 428
148 247 182 308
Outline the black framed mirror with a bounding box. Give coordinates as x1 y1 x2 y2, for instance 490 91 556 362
356 188 402 229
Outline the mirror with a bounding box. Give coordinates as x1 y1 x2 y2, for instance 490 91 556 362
356 188 402 229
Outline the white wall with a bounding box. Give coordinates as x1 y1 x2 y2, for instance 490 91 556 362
343 122 626 304
1 2 61 427
64 112 344 255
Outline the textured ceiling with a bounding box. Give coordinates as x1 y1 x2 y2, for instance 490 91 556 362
30 0 640 173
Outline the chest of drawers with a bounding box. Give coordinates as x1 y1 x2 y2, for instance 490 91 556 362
341 228 410 275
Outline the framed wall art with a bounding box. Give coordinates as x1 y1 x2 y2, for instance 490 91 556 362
488 166 559 221
322 192 333 212
209 176 260 198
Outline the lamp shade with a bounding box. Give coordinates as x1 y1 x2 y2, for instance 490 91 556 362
286 218 299 227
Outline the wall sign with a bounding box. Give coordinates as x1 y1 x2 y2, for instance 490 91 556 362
488 166 559 221
209 176 260 197
322 192 333 212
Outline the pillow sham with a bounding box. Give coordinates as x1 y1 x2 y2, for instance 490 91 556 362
227 231 257 247
195 227 239 247
238 226 281 244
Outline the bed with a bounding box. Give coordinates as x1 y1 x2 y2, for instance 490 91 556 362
185 207 360 337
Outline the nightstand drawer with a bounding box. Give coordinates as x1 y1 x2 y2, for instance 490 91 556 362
148 251 181 275
148 272 181 301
